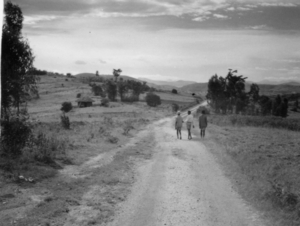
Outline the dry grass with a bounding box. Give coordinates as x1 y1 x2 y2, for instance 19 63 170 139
203 117 300 226
0 74 172 226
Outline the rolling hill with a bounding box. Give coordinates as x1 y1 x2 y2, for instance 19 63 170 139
138 78 197 88
75 73 180 91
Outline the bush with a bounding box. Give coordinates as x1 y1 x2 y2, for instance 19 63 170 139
101 98 110 107
76 93 81 98
0 118 32 157
61 114 70 129
122 119 135 135
106 135 118 144
25 132 68 164
172 89 178 94
196 106 210 115
145 92 161 107
61 102 72 113
172 103 179 112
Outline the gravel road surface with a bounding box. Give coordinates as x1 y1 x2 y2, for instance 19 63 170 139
107 117 265 226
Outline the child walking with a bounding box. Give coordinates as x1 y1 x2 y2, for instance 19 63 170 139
186 110 194 140
199 110 208 138
175 111 183 139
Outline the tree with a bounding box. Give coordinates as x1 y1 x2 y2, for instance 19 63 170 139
60 102 73 113
272 95 282 116
206 74 226 113
145 93 161 107
172 89 178 94
90 83 105 97
96 71 99 76
281 98 288 118
293 99 299 112
1 1 37 117
113 69 122 82
119 80 149 102
248 83 260 103
105 79 117 101
206 69 249 114
118 80 128 101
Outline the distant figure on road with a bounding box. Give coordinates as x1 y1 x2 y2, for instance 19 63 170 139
175 111 183 139
199 110 208 138
186 110 194 140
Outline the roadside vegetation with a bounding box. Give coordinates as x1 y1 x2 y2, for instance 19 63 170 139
204 123 300 226
205 69 300 226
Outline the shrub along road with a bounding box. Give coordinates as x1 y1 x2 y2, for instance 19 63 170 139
106 116 267 226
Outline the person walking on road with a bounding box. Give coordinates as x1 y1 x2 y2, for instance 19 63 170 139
175 111 183 139
186 110 194 140
199 110 208 138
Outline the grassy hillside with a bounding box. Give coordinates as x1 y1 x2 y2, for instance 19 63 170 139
75 73 179 91
203 114 300 226
76 73 140 82
1 74 176 226
180 82 208 96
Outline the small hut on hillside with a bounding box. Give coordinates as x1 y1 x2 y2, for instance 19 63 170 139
76 96 95 108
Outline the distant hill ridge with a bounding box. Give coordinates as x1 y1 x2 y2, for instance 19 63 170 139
138 78 197 88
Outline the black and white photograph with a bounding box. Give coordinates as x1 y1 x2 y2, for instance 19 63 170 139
1 0 300 225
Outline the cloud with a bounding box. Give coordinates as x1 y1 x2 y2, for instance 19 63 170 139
99 59 107 64
247 25 271 30
14 0 300 32
75 60 86 65
24 15 59 24
213 14 228 19
192 16 209 22
226 7 235 11
259 3 298 7
237 7 251 11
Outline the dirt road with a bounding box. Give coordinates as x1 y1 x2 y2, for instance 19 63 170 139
107 117 266 226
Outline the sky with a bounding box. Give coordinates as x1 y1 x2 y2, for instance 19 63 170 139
4 0 300 83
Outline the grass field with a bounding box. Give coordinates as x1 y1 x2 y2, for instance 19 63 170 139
0 74 174 225
203 114 300 226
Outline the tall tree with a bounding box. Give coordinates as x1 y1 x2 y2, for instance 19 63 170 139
1 1 37 117
272 95 282 116
248 83 260 103
206 74 226 113
113 69 122 82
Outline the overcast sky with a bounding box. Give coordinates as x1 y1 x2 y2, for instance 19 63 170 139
7 0 300 83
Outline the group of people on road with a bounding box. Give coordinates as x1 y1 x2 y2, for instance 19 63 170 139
175 110 207 140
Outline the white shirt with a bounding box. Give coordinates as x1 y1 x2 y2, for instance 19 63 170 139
186 114 194 124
